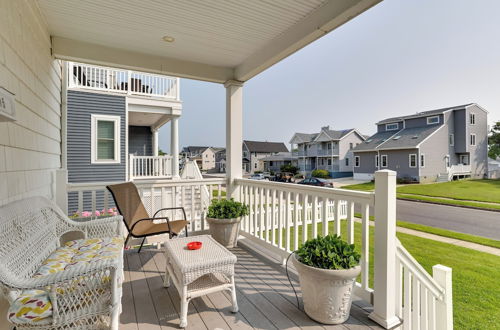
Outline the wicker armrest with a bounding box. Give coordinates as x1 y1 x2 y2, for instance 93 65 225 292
73 215 124 238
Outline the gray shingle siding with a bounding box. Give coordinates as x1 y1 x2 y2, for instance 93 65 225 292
67 90 126 213
453 109 467 153
129 126 152 156
466 105 488 178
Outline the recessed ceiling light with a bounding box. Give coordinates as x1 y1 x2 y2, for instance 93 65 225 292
162 36 175 43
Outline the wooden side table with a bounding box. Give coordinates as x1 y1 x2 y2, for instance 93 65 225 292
163 235 238 328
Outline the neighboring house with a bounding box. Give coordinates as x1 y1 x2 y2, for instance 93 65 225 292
201 147 224 171
215 149 227 173
488 158 500 179
261 152 296 173
66 62 182 212
289 126 366 178
243 141 289 174
353 103 488 182
182 146 210 169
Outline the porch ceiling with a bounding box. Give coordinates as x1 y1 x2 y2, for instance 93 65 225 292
128 112 171 129
37 0 381 83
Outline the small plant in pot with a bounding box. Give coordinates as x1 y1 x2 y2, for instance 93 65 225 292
206 198 249 248
292 234 361 324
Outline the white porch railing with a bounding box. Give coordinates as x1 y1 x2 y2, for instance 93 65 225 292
129 155 173 180
68 61 180 100
396 240 453 330
234 177 374 302
448 164 471 174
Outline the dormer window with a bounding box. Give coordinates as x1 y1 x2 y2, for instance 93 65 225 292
427 116 439 125
385 123 399 131
470 113 476 125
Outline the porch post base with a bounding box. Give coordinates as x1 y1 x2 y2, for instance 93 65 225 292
368 313 401 329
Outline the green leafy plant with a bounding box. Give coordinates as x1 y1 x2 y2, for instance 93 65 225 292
311 169 330 178
207 198 249 219
296 234 360 270
280 164 299 175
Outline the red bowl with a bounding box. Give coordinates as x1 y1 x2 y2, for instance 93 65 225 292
187 241 202 250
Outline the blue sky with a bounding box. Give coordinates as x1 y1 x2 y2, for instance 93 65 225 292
159 0 500 153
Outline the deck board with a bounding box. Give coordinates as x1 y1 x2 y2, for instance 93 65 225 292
121 244 381 330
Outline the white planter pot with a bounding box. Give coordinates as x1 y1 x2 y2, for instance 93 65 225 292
292 254 361 324
206 217 242 248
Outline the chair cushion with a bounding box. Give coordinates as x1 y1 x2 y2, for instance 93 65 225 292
8 237 123 325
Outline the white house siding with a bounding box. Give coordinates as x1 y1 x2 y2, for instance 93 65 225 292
338 131 364 172
202 148 216 171
0 1 61 207
466 104 488 178
0 0 60 326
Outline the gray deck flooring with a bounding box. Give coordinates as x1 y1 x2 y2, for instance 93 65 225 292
121 245 383 330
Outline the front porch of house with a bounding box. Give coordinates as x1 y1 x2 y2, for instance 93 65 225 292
121 246 382 330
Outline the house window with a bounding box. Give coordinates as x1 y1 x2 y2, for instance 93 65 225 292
254 163 257 169
354 156 360 167
470 113 476 125
385 123 399 131
375 155 379 168
345 158 349 166
381 155 388 167
269 161 273 166
328 158 332 165
420 154 425 167
427 116 440 125
91 114 120 164
449 134 454 146
470 134 476 146
349 143 353 149
409 154 417 168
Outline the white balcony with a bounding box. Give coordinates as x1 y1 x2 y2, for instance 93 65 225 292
129 155 174 180
68 62 180 101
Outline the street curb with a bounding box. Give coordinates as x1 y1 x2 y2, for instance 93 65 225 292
397 197 500 213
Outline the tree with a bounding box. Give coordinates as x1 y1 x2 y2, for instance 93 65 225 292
280 164 299 175
489 121 500 159
158 148 166 156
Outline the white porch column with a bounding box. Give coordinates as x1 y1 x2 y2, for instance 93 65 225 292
171 116 180 178
369 170 400 329
152 129 159 156
224 80 243 199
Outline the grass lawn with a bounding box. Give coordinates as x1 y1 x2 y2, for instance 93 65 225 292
212 189 226 198
342 179 500 210
397 179 500 203
267 221 500 329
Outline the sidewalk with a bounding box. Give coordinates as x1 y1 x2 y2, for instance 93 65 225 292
354 218 500 256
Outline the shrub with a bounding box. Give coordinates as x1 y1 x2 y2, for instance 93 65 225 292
296 234 360 270
207 198 249 219
280 164 299 175
311 169 330 179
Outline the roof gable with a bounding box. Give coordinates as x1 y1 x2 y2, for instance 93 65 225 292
243 140 289 153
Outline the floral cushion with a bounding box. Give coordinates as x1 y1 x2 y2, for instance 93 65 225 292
8 237 123 325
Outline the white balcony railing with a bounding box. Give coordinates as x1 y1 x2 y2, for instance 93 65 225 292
60 171 452 329
129 155 173 180
448 164 471 174
68 62 179 100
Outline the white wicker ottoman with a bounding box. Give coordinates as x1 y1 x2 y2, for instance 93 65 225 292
163 235 238 328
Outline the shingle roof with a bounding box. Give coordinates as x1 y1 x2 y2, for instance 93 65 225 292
260 152 294 162
182 146 209 154
353 125 442 152
352 131 397 152
292 128 359 143
377 104 473 125
244 140 288 153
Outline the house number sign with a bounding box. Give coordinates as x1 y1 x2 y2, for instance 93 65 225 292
0 86 16 122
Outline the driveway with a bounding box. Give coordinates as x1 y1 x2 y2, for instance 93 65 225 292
396 200 500 240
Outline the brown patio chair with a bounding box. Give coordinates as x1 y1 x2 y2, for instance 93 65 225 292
107 182 189 253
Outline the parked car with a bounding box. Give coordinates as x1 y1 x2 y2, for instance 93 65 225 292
297 177 334 187
249 173 267 180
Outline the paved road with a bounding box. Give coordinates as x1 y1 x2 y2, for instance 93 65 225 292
396 200 500 240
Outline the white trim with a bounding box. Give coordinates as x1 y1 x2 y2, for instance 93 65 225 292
409 154 417 168
375 154 379 168
354 156 360 168
312 130 333 143
470 133 476 146
465 103 489 114
385 123 399 131
381 154 388 168
449 134 454 146
445 155 450 168
420 154 425 168
426 116 440 125
91 114 121 164
469 112 476 125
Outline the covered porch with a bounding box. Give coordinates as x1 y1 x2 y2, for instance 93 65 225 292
1 1 452 329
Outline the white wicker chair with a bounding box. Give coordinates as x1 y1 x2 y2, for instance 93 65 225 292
0 196 124 330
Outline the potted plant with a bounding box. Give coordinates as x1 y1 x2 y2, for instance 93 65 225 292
206 198 249 248
292 234 361 324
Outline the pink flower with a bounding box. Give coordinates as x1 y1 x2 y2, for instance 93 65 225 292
82 211 91 217
108 208 114 214
113 211 118 216
95 210 101 216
